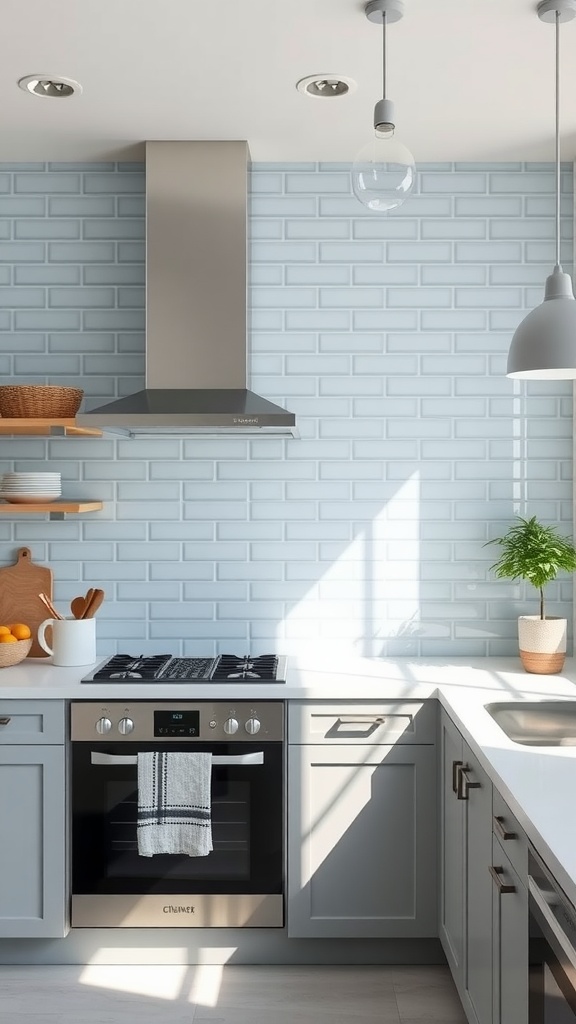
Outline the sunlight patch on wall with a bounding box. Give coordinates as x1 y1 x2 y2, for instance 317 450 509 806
280 473 421 658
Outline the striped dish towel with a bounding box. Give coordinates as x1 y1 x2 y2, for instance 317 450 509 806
137 751 213 857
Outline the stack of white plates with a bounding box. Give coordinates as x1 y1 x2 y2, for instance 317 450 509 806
0 472 62 503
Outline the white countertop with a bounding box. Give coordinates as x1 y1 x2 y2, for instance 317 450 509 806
3 654 576 906
4 653 575 702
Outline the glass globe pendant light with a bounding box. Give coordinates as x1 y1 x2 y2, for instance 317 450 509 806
351 0 415 212
507 0 576 379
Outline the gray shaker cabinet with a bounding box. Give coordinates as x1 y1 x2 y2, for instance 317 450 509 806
491 835 528 1024
287 701 437 938
439 709 493 1024
491 792 529 1024
0 700 68 938
439 709 465 977
464 746 494 1024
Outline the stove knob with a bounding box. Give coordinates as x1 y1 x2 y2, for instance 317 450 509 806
118 717 134 736
245 717 261 735
223 717 239 736
96 717 112 735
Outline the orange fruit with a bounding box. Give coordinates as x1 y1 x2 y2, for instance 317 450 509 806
0 634 18 643
10 623 31 640
0 626 10 636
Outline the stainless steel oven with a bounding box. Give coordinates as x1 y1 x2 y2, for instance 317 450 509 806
529 848 576 1021
70 701 284 928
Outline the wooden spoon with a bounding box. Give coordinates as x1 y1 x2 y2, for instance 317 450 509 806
70 596 87 619
81 588 104 619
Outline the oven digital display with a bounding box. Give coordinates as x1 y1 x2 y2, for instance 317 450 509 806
154 710 200 737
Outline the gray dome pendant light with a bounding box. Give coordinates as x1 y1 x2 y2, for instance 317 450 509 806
507 0 576 379
351 0 415 212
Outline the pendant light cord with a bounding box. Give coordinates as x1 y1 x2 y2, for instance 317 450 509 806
555 9 561 270
382 11 387 100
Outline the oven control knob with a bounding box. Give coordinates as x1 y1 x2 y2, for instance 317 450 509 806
118 717 134 735
245 717 261 735
223 717 239 735
95 717 112 735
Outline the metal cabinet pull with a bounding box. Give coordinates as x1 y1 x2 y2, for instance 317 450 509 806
489 865 516 894
0 717 11 726
493 815 517 841
452 759 464 794
336 716 386 725
327 716 387 739
457 765 481 800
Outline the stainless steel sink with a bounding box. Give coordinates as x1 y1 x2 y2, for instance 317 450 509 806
485 702 576 746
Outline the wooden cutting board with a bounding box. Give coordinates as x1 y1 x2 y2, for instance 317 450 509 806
0 547 53 658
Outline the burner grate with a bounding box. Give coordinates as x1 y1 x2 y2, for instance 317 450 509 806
93 654 172 680
211 654 279 681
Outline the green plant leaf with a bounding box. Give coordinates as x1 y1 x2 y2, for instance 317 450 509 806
485 516 576 619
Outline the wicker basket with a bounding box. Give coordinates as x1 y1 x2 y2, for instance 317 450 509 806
0 638 33 667
0 385 84 418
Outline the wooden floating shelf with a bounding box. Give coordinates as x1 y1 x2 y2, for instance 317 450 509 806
0 501 103 520
0 418 103 437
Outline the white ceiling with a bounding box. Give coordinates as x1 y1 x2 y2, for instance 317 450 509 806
2 0 576 163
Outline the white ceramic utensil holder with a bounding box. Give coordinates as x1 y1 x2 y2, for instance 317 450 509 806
37 616 96 667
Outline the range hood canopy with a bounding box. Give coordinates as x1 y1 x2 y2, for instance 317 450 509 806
77 141 296 438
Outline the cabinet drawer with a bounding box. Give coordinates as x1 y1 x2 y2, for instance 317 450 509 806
493 789 528 884
288 700 437 745
0 700 65 745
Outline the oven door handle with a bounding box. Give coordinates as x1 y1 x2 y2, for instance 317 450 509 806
90 751 264 766
529 876 576 972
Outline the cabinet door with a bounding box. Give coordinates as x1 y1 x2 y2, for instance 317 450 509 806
491 837 528 1024
439 709 465 978
440 717 494 1024
0 745 67 938
287 743 437 938
464 746 493 1024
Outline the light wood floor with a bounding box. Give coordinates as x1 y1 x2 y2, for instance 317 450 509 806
0 964 467 1023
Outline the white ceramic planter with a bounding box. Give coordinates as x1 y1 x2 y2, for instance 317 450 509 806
517 615 567 674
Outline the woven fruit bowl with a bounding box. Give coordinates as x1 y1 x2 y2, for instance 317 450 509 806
0 638 33 668
0 385 84 418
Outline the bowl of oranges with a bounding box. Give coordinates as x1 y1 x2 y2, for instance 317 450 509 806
0 623 32 667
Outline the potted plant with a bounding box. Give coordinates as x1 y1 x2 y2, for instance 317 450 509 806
486 515 576 674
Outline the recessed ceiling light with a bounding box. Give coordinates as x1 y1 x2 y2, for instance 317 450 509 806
17 74 82 99
296 75 356 98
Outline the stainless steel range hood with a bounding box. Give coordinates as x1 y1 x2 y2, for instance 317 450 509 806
77 141 296 438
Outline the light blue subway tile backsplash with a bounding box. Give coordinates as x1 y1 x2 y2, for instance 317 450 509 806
49 196 116 217
419 172 487 193
14 173 81 194
285 172 350 193
490 172 557 193
0 161 572 657
83 173 145 194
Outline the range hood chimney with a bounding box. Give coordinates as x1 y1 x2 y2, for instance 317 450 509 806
77 141 296 437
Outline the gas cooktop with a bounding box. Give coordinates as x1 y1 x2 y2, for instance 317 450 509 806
81 653 287 684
